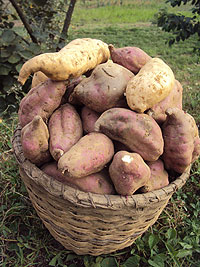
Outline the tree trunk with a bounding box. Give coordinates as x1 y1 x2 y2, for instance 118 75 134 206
59 0 77 43
8 0 38 44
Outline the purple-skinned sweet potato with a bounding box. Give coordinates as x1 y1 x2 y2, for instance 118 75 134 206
147 79 183 124
58 132 114 178
81 106 100 133
109 151 151 196
95 108 164 161
19 79 66 127
21 115 51 166
69 60 134 112
108 44 151 74
48 103 83 161
140 159 169 193
41 161 115 194
162 107 200 173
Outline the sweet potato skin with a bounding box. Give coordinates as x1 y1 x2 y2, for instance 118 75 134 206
162 107 199 173
108 44 151 74
140 159 169 193
69 60 134 112
109 151 151 196
18 38 110 85
126 58 175 113
58 132 114 178
21 115 51 166
147 79 183 124
48 103 83 161
31 71 48 88
81 106 100 133
18 79 66 127
41 161 115 194
95 108 164 161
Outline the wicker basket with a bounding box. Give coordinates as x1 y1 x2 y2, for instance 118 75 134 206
12 124 190 256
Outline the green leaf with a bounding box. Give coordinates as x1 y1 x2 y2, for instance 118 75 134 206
124 255 140 267
8 54 21 64
176 249 193 258
66 254 79 261
18 51 33 60
15 63 23 73
49 254 59 266
179 242 193 249
166 228 177 240
148 234 160 250
101 257 118 267
1 30 16 44
0 65 11 75
1 49 12 58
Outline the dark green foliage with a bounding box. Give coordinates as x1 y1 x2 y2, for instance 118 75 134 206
156 0 200 53
0 0 68 117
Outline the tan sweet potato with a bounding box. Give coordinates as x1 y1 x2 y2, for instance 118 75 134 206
18 38 110 85
48 103 83 161
126 57 175 113
31 71 48 88
147 79 183 124
162 107 200 173
21 115 51 166
69 60 134 112
18 79 66 128
58 132 114 178
108 44 151 74
109 151 151 196
95 108 164 161
140 159 169 193
81 106 100 133
41 161 115 194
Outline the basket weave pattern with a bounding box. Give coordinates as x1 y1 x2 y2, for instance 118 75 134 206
12 125 190 256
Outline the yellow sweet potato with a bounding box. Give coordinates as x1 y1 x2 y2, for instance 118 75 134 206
18 79 66 127
41 161 116 195
126 57 175 113
58 132 114 178
48 103 83 161
18 38 110 85
109 151 151 196
21 115 51 166
108 44 151 74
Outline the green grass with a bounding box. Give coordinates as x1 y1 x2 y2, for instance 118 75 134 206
1 1 200 266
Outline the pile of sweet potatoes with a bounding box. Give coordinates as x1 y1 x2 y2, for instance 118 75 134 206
17 38 200 196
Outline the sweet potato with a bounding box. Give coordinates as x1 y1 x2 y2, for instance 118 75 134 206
95 108 164 161
140 159 169 193
109 151 151 196
81 106 100 133
18 38 110 85
48 103 83 161
126 57 175 113
21 115 51 165
162 107 200 173
18 79 66 127
58 132 114 178
147 79 183 124
31 71 48 88
69 60 134 112
108 44 151 74
41 161 115 194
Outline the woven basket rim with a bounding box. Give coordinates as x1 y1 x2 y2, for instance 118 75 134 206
12 124 191 209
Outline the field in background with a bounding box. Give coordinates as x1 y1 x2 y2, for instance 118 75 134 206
1 1 200 266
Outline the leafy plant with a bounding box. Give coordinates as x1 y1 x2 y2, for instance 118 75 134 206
156 0 200 54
